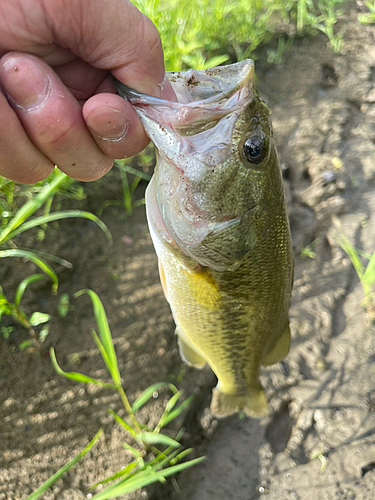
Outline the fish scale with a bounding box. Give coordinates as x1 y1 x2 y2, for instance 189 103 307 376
115 59 294 417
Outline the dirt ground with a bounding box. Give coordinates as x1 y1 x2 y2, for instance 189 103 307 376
1 4 375 500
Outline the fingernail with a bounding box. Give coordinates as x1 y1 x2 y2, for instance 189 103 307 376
88 108 128 142
1 57 50 111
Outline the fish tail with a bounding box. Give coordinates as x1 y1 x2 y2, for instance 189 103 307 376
210 387 268 418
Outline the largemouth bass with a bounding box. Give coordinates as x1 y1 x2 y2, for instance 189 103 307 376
115 60 294 418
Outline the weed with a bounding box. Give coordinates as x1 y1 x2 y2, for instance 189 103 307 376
0 277 50 351
27 290 203 500
58 293 72 318
266 36 294 64
332 218 375 320
0 169 111 284
133 0 348 71
313 0 346 52
310 449 328 472
358 1 375 24
300 238 321 260
0 170 111 349
99 161 151 216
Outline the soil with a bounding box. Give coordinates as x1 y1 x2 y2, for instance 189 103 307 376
1 4 375 500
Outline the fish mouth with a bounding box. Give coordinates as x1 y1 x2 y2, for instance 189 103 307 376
114 60 254 175
114 59 254 134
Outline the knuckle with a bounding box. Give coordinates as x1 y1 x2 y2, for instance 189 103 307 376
140 16 162 58
37 112 79 152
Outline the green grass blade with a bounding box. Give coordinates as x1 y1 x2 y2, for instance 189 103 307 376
348 247 372 260
122 442 143 457
156 391 182 431
108 409 137 438
115 163 151 181
15 247 73 268
161 395 194 427
97 200 123 217
146 447 182 471
362 251 375 289
332 221 364 279
74 290 121 386
91 329 115 379
0 171 68 244
90 461 138 490
88 448 181 498
14 273 45 307
130 175 142 195
91 457 205 500
156 428 185 460
137 432 180 448
202 54 230 69
132 199 146 208
170 448 193 466
120 171 132 215
131 382 172 412
0 249 58 291
1 210 112 244
26 428 103 500
339 237 365 278
19 339 35 351
50 347 117 389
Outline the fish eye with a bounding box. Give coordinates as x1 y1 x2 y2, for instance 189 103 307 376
243 136 266 164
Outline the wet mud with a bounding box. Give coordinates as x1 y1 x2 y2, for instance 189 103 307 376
1 5 375 500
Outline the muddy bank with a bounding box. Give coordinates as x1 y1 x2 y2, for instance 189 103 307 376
1 4 375 500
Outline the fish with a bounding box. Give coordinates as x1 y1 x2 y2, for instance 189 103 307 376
114 60 294 418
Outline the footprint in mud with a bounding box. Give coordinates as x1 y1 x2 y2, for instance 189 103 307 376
265 401 295 453
361 461 375 476
320 63 338 89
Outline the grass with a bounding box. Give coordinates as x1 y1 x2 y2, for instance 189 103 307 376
301 238 321 260
310 449 328 473
0 278 51 350
98 161 152 216
332 218 375 320
134 0 348 70
0 169 111 350
0 171 85 231
359 1 375 24
27 290 203 500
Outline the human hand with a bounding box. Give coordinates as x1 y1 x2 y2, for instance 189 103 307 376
0 0 173 184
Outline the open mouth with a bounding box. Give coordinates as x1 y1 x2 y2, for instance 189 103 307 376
114 60 255 179
114 59 254 126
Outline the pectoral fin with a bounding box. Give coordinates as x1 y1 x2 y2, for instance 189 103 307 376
176 330 206 369
185 209 259 272
158 260 168 302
